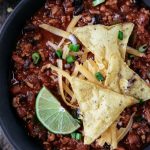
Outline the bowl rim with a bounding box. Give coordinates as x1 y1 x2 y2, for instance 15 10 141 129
0 1 43 149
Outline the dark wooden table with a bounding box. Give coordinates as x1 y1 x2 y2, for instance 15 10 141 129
0 1 20 149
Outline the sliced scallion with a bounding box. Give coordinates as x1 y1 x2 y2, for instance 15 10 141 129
56 49 63 58
118 31 124 40
71 132 82 140
128 54 135 59
76 133 82 140
69 44 80 52
32 52 41 65
139 99 144 105
71 133 76 139
93 0 105 6
95 72 104 81
66 55 76 64
138 44 148 53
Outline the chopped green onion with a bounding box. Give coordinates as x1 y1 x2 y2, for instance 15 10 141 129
139 99 144 105
71 133 76 139
118 31 124 40
76 133 82 140
128 54 135 59
56 49 63 58
95 72 104 81
32 52 41 65
66 55 76 64
93 0 105 6
138 44 148 53
71 132 82 140
69 44 80 52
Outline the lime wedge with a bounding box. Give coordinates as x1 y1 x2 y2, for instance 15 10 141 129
35 87 80 134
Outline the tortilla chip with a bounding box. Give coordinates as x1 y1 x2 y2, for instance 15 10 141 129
72 23 134 62
105 54 122 93
96 122 117 149
119 60 150 100
73 23 150 101
70 77 136 144
105 52 150 100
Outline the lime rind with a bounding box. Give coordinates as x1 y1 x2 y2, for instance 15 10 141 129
36 86 80 134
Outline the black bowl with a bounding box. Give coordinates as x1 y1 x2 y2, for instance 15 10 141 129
0 0 150 150
0 0 45 149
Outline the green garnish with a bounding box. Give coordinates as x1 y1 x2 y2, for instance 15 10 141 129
71 132 82 140
66 55 76 64
56 49 63 58
139 99 144 105
95 72 104 81
69 44 80 52
76 133 82 140
71 133 76 139
138 44 148 53
93 0 105 6
35 87 80 134
129 54 135 59
32 52 41 65
134 115 143 122
118 31 124 40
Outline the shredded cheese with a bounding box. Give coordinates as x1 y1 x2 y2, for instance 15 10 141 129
50 64 71 81
46 41 58 51
40 24 77 44
86 59 100 75
62 45 70 59
117 113 135 142
70 51 84 56
39 24 71 39
57 60 77 108
83 47 90 53
127 46 145 57
110 123 117 149
58 38 65 48
81 52 88 63
96 127 112 146
96 123 117 149
63 82 74 97
41 64 51 72
76 63 100 84
79 74 86 80
71 63 79 77
67 15 82 32
57 15 81 49
71 94 77 103
24 81 34 89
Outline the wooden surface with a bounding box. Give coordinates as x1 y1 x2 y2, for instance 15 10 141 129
0 1 20 149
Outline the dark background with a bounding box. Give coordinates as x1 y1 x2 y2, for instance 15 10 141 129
0 0 20 28
0 1 20 149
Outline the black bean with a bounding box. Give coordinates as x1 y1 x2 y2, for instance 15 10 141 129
28 38 38 46
74 5 84 15
94 14 101 24
24 59 30 69
73 0 83 7
23 24 36 33
103 143 110 150
132 0 142 6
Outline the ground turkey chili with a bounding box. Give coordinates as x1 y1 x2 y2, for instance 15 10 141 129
10 0 150 150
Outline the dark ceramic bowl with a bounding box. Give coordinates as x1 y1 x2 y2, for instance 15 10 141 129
0 0 150 150
0 0 44 149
